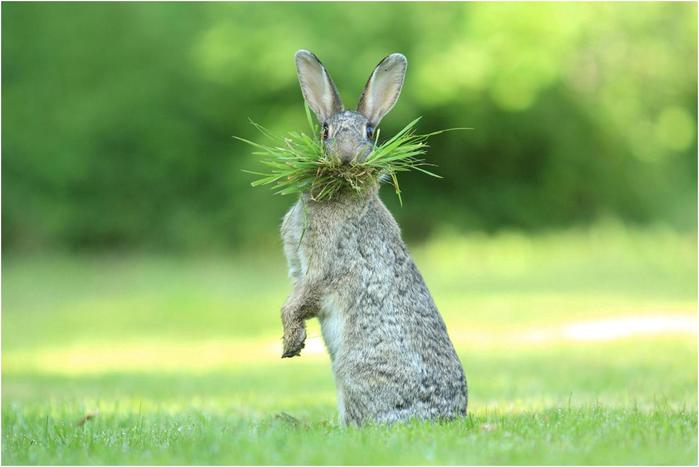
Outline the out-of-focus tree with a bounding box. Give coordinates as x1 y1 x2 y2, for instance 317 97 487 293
3 2 696 251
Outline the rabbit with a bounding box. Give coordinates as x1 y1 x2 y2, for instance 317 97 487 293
280 50 467 425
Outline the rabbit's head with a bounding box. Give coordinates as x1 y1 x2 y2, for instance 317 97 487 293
295 50 407 165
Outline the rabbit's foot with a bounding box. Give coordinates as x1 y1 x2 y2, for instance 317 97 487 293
282 326 306 358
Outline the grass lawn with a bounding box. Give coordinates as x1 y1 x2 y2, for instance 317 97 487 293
2 223 697 464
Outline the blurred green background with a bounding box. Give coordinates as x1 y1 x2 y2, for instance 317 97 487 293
3 2 697 251
2 2 698 464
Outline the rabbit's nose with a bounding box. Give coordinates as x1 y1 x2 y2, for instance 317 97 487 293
337 143 359 164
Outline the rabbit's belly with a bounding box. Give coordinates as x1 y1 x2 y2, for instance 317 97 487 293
297 246 309 276
318 292 344 361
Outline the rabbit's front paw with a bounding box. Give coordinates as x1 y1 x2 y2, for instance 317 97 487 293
282 326 306 358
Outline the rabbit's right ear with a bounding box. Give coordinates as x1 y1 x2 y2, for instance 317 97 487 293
295 50 343 123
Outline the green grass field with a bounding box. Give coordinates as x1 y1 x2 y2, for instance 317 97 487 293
2 223 697 464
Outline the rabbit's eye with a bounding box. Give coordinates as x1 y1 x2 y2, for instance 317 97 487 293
366 125 374 140
321 123 329 140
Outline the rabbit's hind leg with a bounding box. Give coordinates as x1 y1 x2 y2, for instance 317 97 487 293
339 380 373 426
339 376 408 426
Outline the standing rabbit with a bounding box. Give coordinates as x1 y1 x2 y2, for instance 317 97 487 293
280 50 467 425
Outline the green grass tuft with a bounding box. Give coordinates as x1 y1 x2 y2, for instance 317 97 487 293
235 107 467 205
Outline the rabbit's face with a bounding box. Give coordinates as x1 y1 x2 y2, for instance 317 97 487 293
323 111 373 164
295 50 407 165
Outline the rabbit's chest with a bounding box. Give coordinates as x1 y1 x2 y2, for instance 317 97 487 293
281 202 309 278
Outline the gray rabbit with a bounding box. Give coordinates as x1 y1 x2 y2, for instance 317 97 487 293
280 50 467 425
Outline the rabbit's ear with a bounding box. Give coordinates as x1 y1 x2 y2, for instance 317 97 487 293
295 50 343 123
357 53 407 126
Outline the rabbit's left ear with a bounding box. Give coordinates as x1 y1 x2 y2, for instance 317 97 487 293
357 53 407 126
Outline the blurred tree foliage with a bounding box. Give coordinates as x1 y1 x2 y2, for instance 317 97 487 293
3 3 697 251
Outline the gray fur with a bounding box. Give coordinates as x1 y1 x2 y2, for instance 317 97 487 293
281 51 467 425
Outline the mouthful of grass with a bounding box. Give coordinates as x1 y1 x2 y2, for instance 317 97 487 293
236 106 468 205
